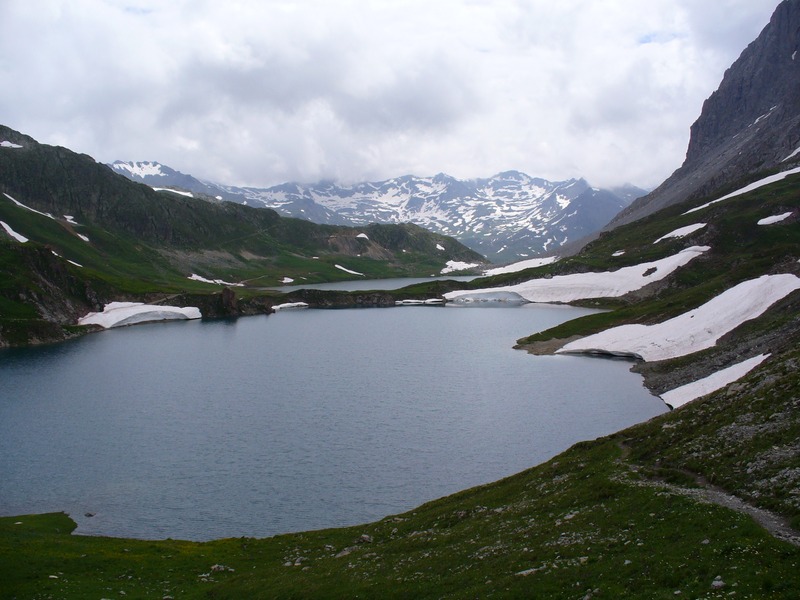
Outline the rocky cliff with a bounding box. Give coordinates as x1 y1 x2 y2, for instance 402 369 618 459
610 0 800 227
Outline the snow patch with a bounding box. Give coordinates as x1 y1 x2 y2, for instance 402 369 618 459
482 256 558 276
114 161 166 178
335 264 365 276
78 301 201 329
653 223 706 244
64 215 78 225
558 274 800 361
356 233 369 240
1 221 29 242
441 260 481 274
685 166 800 214
436 243 445 251
77 233 90 242
188 274 244 287
758 212 792 225
281 277 295 284
661 354 770 409
445 246 709 304
782 145 800 162
396 298 445 305
152 187 194 197
3 193 55 220
273 302 308 311
1 141 23 149
612 250 626 257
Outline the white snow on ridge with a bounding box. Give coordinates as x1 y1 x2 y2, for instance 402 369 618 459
152 187 194 197
661 354 770 409
1 141 23 149
3 192 55 220
558 274 800 361
436 243 445 251
445 246 709 304
783 145 800 162
335 264 365 276
114 161 166 178
653 223 706 244
758 212 792 225
482 255 558 276
441 260 481 274
188 274 244 287
685 166 800 214
357 233 369 240
1 221 29 242
78 302 201 329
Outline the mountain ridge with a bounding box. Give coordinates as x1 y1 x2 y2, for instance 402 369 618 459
0 125 486 346
109 161 644 262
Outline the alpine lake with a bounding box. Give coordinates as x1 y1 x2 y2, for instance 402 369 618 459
0 279 667 541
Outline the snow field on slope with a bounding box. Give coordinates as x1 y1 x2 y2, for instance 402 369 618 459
661 354 770 408
1 221 29 242
685 166 800 214
557 274 800 361
444 246 709 303
653 223 706 243
757 212 793 225
482 256 559 276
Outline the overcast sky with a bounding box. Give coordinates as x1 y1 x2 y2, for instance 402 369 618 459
0 0 781 189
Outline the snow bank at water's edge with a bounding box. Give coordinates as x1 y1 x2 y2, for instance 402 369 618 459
78 302 201 329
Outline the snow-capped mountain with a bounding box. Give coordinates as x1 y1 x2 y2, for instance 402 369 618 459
109 161 642 262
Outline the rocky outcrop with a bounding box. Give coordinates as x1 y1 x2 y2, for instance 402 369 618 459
610 0 800 227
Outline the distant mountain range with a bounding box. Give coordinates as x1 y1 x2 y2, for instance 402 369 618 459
109 161 645 263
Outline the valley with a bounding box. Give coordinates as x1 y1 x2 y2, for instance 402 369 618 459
1 0 800 597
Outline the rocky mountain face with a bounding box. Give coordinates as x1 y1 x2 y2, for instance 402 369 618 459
611 0 800 227
110 162 642 263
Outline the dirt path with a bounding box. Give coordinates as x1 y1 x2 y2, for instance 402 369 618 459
689 475 800 547
616 441 800 547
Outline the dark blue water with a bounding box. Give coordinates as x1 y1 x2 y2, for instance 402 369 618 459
0 304 666 540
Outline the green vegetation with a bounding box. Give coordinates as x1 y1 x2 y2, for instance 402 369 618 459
0 128 485 346
515 172 800 348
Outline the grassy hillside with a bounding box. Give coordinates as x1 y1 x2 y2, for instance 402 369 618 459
0 126 485 346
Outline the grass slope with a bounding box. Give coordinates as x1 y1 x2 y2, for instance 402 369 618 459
514 171 799 348
0 126 485 345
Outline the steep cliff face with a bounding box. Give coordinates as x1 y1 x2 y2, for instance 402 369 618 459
611 0 800 227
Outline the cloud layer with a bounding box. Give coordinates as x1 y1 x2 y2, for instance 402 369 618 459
0 0 779 188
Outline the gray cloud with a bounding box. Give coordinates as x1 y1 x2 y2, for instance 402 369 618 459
0 0 781 189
